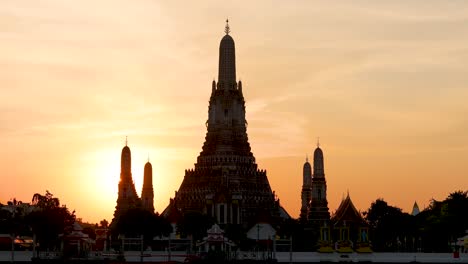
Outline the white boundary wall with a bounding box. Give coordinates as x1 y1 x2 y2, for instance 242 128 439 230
1 251 467 263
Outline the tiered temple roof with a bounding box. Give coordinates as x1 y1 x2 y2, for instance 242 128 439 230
165 21 284 227
332 193 366 226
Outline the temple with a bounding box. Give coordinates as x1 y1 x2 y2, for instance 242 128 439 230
300 144 331 225
309 143 331 225
111 141 155 225
141 159 155 213
163 21 287 227
329 192 371 253
300 156 312 223
300 145 371 253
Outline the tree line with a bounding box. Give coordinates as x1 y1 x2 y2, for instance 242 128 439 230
363 190 467 252
1 190 466 252
0 191 75 251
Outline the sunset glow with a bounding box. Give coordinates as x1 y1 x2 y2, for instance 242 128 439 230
1 1 467 223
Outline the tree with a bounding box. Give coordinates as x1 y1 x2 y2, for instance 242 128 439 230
0 199 30 248
177 212 214 242
31 191 60 209
417 190 468 252
364 199 413 251
277 218 317 251
445 190 468 238
26 191 75 251
99 219 109 228
111 208 172 246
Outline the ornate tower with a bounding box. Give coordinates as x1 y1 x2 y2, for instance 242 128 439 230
141 159 154 213
167 21 282 227
300 156 312 222
113 140 141 221
309 142 330 224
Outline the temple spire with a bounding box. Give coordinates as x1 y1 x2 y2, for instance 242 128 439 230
142 158 154 213
225 19 230 35
218 19 236 86
313 142 324 176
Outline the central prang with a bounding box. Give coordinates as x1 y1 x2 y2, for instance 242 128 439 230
163 21 287 228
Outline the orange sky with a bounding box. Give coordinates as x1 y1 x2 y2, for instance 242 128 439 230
1 1 467 223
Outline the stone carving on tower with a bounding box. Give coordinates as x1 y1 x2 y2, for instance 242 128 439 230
164 21 285 227
300 156 312 222
308 142 331 225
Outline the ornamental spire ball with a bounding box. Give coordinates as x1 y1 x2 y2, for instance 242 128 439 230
225 18 230 35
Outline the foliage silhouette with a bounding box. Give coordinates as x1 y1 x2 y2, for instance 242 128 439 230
111 208 172 245
177 212 214 242
364 191 468 252
364 199 411 251
26 191 75 251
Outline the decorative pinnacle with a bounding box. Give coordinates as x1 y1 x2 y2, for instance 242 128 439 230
225 18 230 35
317 137 320 147
125 136 128 146
306 154 309 162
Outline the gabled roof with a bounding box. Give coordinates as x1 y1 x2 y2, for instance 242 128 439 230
161 199 181 223
331 193 365 226
411 201 420 216
207 224 224 235
246 223 276 240
279 206 291 220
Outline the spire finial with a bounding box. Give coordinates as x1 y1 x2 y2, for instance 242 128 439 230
317 137 320 147
225 18 230 35
125 136 128 146
306 154 309 162
148 153 150 163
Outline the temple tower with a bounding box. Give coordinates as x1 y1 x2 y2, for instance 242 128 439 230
309 142 330 224
141 159 154 213
411 201 420 216
300 156 312 222
166 21 283 227
113 140 141 220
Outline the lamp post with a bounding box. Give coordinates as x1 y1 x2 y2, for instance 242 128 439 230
256 224 262 260
10 233 15 263
289 236 293 264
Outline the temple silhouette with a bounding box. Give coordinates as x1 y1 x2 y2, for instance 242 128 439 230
162 21 289 227
111 139 154 226
300 142 331 225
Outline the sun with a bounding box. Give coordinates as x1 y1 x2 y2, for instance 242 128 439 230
74 144 179 222
73 148 123 222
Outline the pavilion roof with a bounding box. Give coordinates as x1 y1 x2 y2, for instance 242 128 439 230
331 193 366 227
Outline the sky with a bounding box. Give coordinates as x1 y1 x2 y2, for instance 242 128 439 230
1 0 467 223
